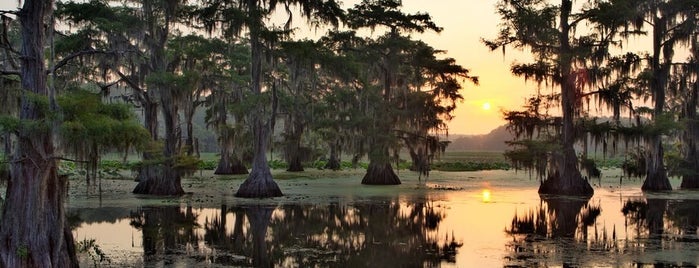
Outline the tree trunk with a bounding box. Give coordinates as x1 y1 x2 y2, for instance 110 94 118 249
135 99 158 182
681 38 699 189
215 149 234 174
235 118 282 197
285 117 304 172
235 2 282 198
538 0 592 197
133 165 184 195
642 17 672 191
215 150 249 175
185 117 194 156
362 148 401 185
230 156 249 174
0 1 78 266
133 90 184 195
285 143 304 172
134 0 184 195
324 141 341 170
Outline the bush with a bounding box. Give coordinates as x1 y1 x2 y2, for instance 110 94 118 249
198 160 217 170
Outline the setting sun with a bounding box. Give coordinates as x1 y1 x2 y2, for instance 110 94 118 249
482 102 491 110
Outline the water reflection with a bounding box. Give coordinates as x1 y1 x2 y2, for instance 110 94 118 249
129 206 200 265
86 201 461 267
505 196 699 267
69 192 699 267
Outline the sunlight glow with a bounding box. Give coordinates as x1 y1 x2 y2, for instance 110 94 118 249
481 189 492 203
482 102 491 110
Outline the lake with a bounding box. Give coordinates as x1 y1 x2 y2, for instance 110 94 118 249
68 169 699 267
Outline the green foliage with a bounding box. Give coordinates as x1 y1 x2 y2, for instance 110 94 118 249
59 89 150 158
268 159 288 170
198 160 218 170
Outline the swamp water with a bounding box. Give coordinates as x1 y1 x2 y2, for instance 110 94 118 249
68 169 699 267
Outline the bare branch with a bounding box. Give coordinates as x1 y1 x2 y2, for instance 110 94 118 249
50 49 119 73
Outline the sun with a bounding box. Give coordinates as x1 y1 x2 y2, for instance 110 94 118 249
482 102 491 110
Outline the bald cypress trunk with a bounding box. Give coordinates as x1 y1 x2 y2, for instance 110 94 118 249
133 0 184 195
0 0 78 266
324 141 341 170
681 79 699 188
642 16 672 191
285 119 304 172
538 0 592 196
362 148 401 185
235 0 282 197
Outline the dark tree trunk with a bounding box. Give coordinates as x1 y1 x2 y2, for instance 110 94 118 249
215 150 249 175
133 0 184 195
246 206 273 268
285 118 304 172
133 94 184 195
236 118 282 197
215 150 234 174
681 39 699 189
538 0 592 197
324 141 341 170
0 1 78 266
133 165 184 195
185 117 194 156
135 98 158 182
362 149 401 185
230 156 249 174
286 151 304 172
643 17 672 191
236 1 282 198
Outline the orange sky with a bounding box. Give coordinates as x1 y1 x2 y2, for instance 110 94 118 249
338 0 533 135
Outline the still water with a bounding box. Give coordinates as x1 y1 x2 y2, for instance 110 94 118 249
69 170 699 267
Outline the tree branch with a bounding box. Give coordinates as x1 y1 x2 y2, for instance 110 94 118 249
50 49 119 74
114 69 144 93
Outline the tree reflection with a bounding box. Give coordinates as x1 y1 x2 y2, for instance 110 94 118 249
505 197 601 266
126 200 458 266
129 205 199 265
622 197 667 237
623 197 699 266
666 199 699 239
265 200 459 267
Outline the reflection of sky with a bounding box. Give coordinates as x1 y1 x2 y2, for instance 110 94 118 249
72 171 699 267
69 171 699 267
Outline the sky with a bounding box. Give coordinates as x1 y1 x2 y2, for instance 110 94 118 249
394 1 530 135
0 0 531 135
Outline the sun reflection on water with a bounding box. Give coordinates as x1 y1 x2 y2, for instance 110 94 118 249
481 189 492 203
